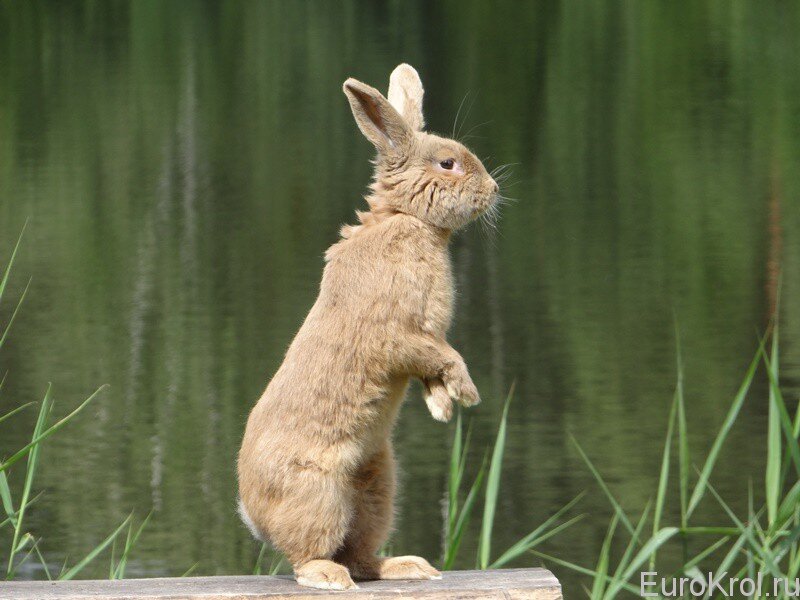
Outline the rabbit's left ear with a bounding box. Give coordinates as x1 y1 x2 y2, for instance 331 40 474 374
388 64 425 132
343 78 414 154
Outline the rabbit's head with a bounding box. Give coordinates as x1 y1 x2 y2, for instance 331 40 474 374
343 64 498 231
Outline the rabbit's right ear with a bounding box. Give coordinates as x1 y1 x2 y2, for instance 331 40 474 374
388 64 425 132
343 78 413 154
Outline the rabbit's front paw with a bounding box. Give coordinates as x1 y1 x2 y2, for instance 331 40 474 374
445 364 481 408
424 379 453 422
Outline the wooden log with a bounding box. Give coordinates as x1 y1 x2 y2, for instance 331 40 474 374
0 568 562 599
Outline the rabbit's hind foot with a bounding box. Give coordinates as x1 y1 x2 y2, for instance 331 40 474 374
295 559 358 590
377 555 442 580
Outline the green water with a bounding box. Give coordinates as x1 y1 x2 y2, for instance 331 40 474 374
1 1 799 593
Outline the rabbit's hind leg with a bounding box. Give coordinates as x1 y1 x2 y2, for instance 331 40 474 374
335 444 442 581
334 442 395 579
267 470 357 590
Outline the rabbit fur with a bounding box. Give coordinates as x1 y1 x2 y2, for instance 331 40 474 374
237 63 499 591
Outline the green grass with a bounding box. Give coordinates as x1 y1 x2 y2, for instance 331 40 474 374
443 384 584 572
252 543 284 576
528 322 800 598
442 313 799 598
0 229 144 580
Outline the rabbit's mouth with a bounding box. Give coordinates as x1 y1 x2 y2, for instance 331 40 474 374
466 176 499 215
474 190 498 212
475 178 499 211
470 198 494 219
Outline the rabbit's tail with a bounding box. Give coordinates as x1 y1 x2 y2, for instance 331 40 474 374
238 496 267 542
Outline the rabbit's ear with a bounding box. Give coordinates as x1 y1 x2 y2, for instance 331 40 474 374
343 78 413 154
388 64 425 132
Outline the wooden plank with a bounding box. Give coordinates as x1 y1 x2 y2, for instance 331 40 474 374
0 568 561 599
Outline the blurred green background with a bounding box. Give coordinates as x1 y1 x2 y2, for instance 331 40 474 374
0 0 798 593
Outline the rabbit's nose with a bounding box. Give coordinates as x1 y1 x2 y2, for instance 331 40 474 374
491 180 499 194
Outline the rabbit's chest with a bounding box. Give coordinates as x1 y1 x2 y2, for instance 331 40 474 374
421 257 454 336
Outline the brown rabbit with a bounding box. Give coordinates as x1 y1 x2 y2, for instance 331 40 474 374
237 64 498 591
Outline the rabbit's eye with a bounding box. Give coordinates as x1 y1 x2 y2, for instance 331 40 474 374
439 158 456 170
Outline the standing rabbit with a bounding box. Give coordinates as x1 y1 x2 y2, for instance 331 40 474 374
238 63 499 591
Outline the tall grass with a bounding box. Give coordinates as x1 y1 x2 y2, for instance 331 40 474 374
527 324 800 598
0 229 146 580
441 317 799 598
442 385 584 571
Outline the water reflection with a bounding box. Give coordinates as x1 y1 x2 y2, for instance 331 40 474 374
0 1 798 594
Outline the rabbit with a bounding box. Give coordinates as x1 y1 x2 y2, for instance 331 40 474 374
237 63 499 591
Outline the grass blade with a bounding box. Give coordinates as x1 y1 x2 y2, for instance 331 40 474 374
6 534 38 580
606 527 679 598
591 513 619 599
109 537 118 579
0 492 43 531
761 349 800 477
611 501 651 585
571 435 635 536
0 385 107 473
0 471 15 523
0 279 30 352
7 385 52 576
253 542 269 575
776 481 800 531
445 409 472 558
112 511 151 579
33 543 52 581
531 550 642 596
489 492 585 569
677 366 689 529
444 455 487 570
766 323 781 526
0 402 36 428
686 346 760 518
442 409 476 565
494 514 586 570
678 526 740 536
672 536 730 578
269 556 284 576
59 514 132 580
448 409 463 538
673 320 690 530
780 395 800 489
652 392 677 569
478 386 513 569
706 480 782 578
0 223 26 307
